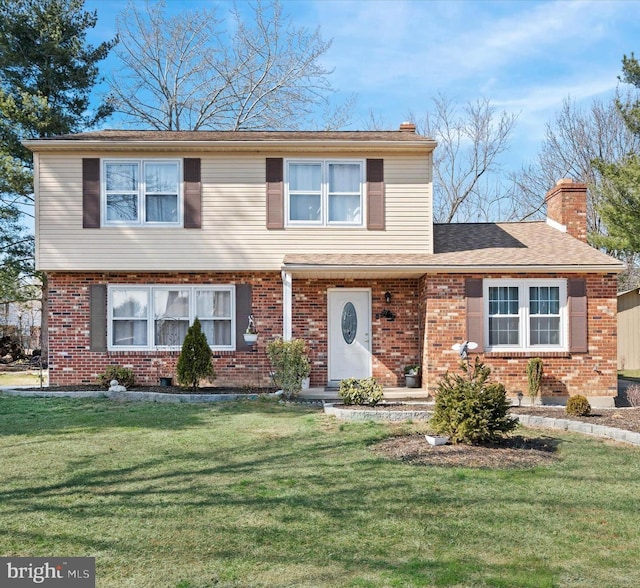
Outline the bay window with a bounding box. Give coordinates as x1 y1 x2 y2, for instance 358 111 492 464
286 159 364 226
104 159 181 225
484 279 567 351
108 285 235 350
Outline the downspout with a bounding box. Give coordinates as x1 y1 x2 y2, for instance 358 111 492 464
282 270 292 341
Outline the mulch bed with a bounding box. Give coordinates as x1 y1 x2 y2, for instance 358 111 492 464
344 403 640 469
372 433 561 469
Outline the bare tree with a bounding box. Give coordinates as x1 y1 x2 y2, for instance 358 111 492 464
511 93 640 230
108 0 348 131
411 94 519 223
511 92 640 289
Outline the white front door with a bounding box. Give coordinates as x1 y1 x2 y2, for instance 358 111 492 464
328 289 372 384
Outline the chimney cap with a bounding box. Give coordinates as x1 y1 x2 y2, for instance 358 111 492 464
556 178 575 185
399 121 416 132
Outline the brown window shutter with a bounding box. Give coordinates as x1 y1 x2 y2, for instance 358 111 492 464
366 159 385 230
266 158 284 229
83 158 101 228
465 278 484 352
235 284 253 351
183 158 201 229
568 278 587 353
89 285 107 352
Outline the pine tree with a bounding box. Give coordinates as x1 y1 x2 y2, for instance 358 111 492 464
0 0 115 351
176 318 215 391
593 53 640 261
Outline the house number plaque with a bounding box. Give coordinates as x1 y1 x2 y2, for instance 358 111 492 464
342 302 357 344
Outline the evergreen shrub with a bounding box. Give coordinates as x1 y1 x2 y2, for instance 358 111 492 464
566 394 591 417
430 357 517 444
339 377 383 406
176 318 215 390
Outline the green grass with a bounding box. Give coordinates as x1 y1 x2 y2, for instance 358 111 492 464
619 369 640 380
1 396 640 587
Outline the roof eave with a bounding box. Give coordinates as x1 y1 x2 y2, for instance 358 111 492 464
23 138 437 154
282 263 625 277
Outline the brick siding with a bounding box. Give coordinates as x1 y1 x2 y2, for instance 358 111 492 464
420 272 618 400
47 271 617 401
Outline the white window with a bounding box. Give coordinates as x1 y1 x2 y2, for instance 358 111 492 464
484 279 567 352
103 159 181 226
108 285 235 351
286 159 364 226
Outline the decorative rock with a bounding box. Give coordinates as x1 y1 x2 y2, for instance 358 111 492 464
108 379 127 393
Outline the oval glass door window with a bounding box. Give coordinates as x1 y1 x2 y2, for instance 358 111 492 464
342 302 357 344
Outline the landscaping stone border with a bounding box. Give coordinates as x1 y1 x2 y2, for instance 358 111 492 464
323 403 640 446
515 413 640 446
0 388 263 403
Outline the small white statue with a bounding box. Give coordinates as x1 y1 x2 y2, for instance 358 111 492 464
108 379 127 393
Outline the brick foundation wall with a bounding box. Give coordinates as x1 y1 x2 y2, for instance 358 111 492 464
421 272 618 400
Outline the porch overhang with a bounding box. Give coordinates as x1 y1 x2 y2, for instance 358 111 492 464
282 258 625 280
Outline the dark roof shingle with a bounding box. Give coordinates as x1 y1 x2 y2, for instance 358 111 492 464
283 222 623 271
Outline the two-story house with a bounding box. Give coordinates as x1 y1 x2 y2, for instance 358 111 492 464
26 123 623 406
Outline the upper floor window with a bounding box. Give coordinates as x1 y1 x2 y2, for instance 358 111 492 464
108 285 235 351
285 159 364 227
484 279 567 352
103 159 181 226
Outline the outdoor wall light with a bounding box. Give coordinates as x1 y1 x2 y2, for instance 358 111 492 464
384 291 392 304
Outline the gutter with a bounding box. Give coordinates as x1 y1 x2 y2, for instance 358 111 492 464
282 263 625 275
23 139 437 154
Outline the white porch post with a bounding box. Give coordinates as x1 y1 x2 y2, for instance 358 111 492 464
282 270 292 341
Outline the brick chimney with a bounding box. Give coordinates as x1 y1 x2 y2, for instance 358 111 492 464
399 121 416 133
544 178 588 242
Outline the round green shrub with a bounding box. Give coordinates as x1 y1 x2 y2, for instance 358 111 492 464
430 358 517 444
566 394 591 417
97 365 135 389
339 377 383 406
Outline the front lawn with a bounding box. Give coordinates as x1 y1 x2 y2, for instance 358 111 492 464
1 396 639 587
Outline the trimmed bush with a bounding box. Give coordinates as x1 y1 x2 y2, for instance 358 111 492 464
339 377 383 406
566 394 591 417
176 318 215 390
430 358 517 444
97 365 135 389
266 338 310 400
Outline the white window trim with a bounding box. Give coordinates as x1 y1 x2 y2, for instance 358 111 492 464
107 284 236 351
284 158 365 228
484 279 568 352
102 158 183 227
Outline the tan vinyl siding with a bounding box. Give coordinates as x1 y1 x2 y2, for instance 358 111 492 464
618 290 640 370
35 151 433 271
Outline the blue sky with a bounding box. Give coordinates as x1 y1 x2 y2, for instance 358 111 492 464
84 0 640 169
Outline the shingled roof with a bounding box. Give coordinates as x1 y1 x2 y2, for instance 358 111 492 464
30 129 433 142
24 128 436 154
283 221 623 276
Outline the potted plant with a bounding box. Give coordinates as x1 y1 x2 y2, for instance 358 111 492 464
243 314 258 345
404 364 421 388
